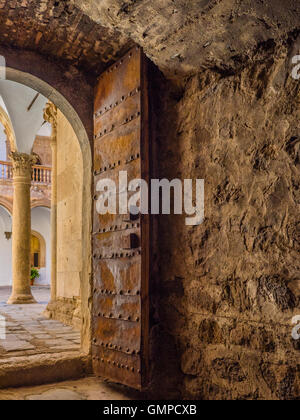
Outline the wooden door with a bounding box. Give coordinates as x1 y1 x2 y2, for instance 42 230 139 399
92 47 150 390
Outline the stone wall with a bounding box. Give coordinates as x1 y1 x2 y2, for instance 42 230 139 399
0 0 298 397
32 136 52 166
5 134 51 166
150 41 300 400
54 109 83 330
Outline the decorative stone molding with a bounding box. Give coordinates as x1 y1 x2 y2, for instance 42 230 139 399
0 105 17 152
31 199 51 209
43 102 58 141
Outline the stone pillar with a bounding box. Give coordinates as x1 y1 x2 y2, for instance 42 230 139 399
44 103 58 307
7 152 37 304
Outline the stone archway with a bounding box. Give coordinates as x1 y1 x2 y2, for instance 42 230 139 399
31 200 51 210
0 50 93 353
0 198 12 215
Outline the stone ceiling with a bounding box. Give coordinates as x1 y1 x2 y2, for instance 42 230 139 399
72 0 300 77
0 0 299 79
0 0 133 77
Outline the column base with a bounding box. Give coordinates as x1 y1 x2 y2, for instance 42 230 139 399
43 300 57 318
7 293 37 305
43 298 82 331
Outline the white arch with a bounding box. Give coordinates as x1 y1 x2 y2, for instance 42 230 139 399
0 203 12 222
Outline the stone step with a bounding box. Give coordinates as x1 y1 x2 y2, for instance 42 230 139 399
0 352 92 389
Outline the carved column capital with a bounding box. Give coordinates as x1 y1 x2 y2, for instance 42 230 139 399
9 152 37 178
43 102 58 141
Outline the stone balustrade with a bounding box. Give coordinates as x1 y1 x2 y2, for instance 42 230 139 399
0 161 51 184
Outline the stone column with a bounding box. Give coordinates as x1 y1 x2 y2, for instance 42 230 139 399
44 103 58 306
7 152 37 304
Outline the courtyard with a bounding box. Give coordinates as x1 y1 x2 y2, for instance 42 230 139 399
0 286 80 358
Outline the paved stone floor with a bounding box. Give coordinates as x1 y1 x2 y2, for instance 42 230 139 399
0 286 81 359
0 376 142 400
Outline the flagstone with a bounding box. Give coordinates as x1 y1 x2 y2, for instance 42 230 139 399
0 287 80 359
0 341 35 352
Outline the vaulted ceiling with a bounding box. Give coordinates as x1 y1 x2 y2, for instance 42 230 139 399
0 0 133 77
0 81 47 153
0 0 299 79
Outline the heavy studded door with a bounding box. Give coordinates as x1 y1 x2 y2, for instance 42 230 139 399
92 47 150 390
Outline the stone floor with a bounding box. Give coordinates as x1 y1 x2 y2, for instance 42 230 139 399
0 376 142 400
0 288 143 400
0 286 81 359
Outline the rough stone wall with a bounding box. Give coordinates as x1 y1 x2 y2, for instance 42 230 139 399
55 109 83 330
150 40 300 400
0 0 298 398
72 0 300 79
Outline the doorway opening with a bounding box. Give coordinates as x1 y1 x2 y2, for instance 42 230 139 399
31 232 43 271
31 208 50 286
0 67 92 386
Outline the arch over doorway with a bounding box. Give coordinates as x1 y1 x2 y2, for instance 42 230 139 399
0 47 93 353
31 200 51 210
0 198 12 215
0 46 93 140
0 203 12 227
